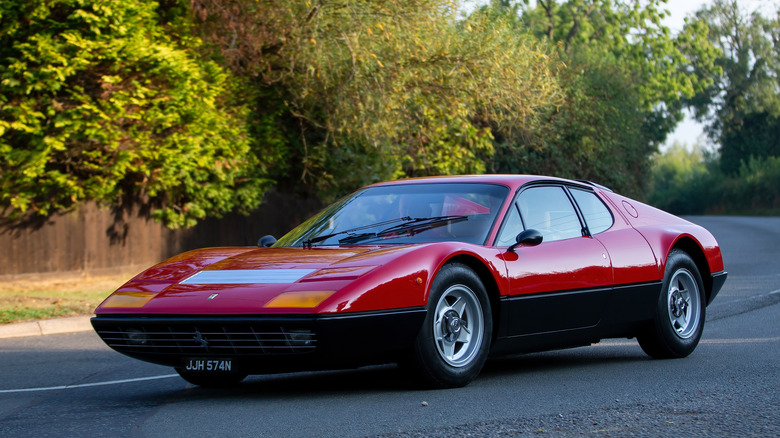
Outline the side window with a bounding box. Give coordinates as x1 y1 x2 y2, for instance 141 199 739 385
570 188 614 235
517 186 582 242
496 204 524 246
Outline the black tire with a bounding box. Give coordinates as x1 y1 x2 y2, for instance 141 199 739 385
175 368 248 387
411 262 492 388
638 249 706 359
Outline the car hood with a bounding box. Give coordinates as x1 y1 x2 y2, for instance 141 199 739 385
94 245 424 315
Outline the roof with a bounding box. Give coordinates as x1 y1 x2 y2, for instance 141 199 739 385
367 174 595 192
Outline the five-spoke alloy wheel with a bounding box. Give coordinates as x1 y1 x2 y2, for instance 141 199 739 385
412 262 492 388
666 267 702 340
433 283 485 367
638 249 706 358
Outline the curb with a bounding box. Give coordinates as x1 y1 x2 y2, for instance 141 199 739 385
0 316 93 339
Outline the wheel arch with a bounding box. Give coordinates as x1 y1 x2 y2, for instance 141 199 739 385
443 254 502 345
671 237 713 304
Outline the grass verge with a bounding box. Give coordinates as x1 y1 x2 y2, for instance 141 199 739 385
0 276 126 324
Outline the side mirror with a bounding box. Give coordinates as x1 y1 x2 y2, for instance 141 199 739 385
507 229 543 252
257 235 277 248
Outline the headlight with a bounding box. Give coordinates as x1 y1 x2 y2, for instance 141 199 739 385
125 329 149 346
283 328 315 347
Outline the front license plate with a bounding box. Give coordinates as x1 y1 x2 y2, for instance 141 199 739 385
182 358 234 373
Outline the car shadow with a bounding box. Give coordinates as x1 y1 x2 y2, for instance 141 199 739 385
480 343 650 379
166 341 650 399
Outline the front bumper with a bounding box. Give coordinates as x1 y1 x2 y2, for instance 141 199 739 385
91 307 426 373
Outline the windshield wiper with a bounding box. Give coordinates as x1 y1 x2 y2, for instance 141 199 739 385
303 216 411 246
337 232 380 245
305 215 469 246
377 215 469 238
336 215 469 244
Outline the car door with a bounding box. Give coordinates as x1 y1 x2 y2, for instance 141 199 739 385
568 187 661 325
496 185 613 336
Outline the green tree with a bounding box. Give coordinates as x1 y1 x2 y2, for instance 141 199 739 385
189 0 563 198
482 41 646 195
470 1 718 196
687 0 780 174
518 0 720 147
0 0 271 227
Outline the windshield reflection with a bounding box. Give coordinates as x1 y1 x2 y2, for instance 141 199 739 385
275 183 509 247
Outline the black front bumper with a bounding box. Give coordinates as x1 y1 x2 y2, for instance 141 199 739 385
91 308 427 373
708 270 728 305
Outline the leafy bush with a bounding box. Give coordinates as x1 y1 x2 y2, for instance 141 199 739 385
720 156 780 214
489 47 651 198
188 0 562 199
648 144 780 215
0 0 271 227
647 143 719 214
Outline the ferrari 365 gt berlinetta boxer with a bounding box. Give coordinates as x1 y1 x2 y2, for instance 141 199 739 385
92 175 727 388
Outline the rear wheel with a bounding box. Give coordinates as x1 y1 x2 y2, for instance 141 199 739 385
175 368 248 387
638 250 705 359
411 262 492 388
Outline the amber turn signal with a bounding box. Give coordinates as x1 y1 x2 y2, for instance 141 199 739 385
99 292 157 308
264 291 335 308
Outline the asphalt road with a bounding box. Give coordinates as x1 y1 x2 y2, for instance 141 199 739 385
1 216 779 437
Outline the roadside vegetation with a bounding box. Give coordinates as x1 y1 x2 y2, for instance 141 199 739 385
0 277 123 324
649 142 780 215
649 0 780 215
3 0 751 226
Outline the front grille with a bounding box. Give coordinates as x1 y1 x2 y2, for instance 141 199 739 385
94 321 316 355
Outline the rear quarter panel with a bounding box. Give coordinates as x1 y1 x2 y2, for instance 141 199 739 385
601 192 725 276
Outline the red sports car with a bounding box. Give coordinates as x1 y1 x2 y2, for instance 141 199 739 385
92 175 727 388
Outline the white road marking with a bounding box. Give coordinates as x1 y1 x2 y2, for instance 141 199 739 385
700 337 780 344
594 337 780 347
0 374 179 394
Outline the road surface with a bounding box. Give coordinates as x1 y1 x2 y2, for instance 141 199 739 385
1 216 778 437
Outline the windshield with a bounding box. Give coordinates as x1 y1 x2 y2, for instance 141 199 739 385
275 183 509 247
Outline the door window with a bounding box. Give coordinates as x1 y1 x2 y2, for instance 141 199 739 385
517 186 582 242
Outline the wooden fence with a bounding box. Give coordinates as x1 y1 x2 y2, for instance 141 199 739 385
0 191 322 281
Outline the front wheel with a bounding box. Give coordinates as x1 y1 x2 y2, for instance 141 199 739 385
638 250 706 359
411 262 492 388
